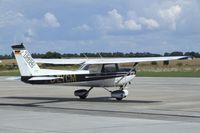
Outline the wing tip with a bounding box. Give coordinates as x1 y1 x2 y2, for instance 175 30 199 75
179 56 193 60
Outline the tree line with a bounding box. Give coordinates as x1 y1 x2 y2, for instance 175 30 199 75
0 51 200 59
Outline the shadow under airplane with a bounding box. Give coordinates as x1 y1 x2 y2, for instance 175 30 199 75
0 96 161 107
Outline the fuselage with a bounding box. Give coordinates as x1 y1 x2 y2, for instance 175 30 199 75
21 63 136 87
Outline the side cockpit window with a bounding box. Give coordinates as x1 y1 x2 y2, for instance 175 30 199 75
102 64 119 73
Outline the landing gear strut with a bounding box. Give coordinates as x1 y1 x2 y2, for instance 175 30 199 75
74 86 129 101
74 87 93 99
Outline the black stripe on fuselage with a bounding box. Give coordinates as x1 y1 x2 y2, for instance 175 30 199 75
21 72 133 84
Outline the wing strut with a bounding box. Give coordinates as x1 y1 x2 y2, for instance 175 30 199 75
116 62 138 86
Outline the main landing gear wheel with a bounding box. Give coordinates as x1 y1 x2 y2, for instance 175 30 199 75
74 89 88 99
79 94 87 99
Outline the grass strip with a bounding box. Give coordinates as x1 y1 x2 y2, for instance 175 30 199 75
137 71 200 77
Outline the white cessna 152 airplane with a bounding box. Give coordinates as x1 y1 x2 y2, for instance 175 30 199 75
12 43 190 100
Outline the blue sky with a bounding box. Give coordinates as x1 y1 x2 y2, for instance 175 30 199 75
0 0 200 54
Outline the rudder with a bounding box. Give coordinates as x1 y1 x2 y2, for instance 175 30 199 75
12 43 40 76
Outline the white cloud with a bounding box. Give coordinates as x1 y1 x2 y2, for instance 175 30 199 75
124 20 141 30
139 17 159 29
24 28 33 43
0 11 24 27
159 5 182 30
107 9 124 29
96 9 141 32
0 11 61 29
44 12 60 28
74 24 92 31
95 9 163 33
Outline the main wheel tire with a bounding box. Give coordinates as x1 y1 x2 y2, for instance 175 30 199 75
79 95 87 99
74 89 88 99
79 92 88 99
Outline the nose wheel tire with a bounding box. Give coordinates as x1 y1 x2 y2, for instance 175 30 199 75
111 89 128 101
116 97 123 101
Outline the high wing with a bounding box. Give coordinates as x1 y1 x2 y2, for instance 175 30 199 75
85 56 190 64
35 56 190 65
35 58 87 65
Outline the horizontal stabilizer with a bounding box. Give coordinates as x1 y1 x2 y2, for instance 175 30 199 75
6 76 21 81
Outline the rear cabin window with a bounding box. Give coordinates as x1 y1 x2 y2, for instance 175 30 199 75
102 64 118 73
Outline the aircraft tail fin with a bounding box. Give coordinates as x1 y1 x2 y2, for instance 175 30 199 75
11 43 40 76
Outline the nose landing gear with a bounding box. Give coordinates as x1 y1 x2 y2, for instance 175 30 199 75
111 89 128 101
